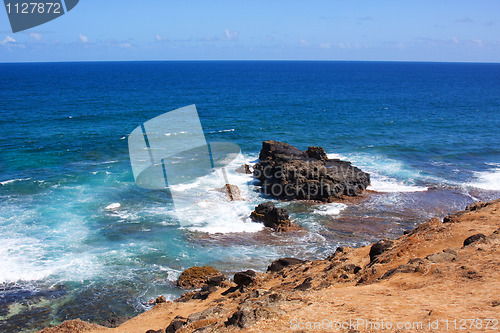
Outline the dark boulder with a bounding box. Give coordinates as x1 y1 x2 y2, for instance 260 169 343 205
253 141 370 201
369 239 394 263
463 233 486 247
166 315 188 333
250 202 298 232
233 270 257 287
267 258 305 272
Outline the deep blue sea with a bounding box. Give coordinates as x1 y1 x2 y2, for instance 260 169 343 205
0 61 499 332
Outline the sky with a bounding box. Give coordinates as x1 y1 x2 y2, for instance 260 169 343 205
0 0 499 62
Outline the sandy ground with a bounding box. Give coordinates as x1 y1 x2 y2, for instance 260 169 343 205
39 199 500 333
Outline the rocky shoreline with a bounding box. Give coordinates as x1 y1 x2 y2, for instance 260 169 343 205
39 198 500 333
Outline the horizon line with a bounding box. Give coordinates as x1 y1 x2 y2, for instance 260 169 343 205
1 59 499 65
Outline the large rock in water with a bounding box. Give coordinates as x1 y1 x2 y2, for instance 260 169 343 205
253 141 370 201
250 202 298 232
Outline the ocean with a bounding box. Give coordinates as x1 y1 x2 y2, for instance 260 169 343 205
0 61 499 332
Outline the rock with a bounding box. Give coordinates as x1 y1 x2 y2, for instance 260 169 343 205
187 306 225 323
225 303 283 329
466 201 488 211
250 202 298 232
233 270 257 287
253 140 370 201
206 274 227 288
380 258 428 280
99 316 132 328
236 164 252 174
177 266 222 289
267 258 305 272
146 330 163 333
294 277 312 290
154 295 166 304
166 315 188 333
306 146 328 160
369 239 394 263
463 233 486 247
216 184 242 201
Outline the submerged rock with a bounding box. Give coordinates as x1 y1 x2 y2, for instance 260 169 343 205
177 266 222 289
250 202 298 232
253 140 370 201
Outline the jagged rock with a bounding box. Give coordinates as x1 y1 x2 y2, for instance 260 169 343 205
463 233 486 247
306 146 328 160
236 164 252 174
166 315 188 333
369 239 394 263
250 202 298 232
216 184 242 201
233 270 257 287
177 266 222 289
253 140 370 201
267 258 305 272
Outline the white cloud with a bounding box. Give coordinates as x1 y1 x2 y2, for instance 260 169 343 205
119 42 132 48
79 34 88 43
319 42 331 49
30 32 42 41
300 39 309 46
452 36 460 44
0 36 16 45
155 34 168 41
224 28 238 41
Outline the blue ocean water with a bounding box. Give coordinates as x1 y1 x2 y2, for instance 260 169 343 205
0 61 499 331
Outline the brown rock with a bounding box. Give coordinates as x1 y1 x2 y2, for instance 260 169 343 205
166 315 188 333
177 266 222 289
216 184 242 201
233 270 257 287
236 164 252 174
306 146 328 160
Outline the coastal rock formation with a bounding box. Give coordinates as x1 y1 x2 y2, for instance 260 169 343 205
39 199 500 333
176 266 222 289
250 202 298 232
253 140 370 201
216 184 242 201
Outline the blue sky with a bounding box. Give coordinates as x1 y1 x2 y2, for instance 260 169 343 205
0 0 499 62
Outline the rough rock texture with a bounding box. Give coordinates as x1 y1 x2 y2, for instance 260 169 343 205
216 184 242 201
253 140 370 201
250 202 298 232
233 270 257 287
267 258 305 272
369 239 394 263
39 199 500 333
177 266 222 289
235 164 252 174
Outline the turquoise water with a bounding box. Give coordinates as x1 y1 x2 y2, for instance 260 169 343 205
0 61 499 331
